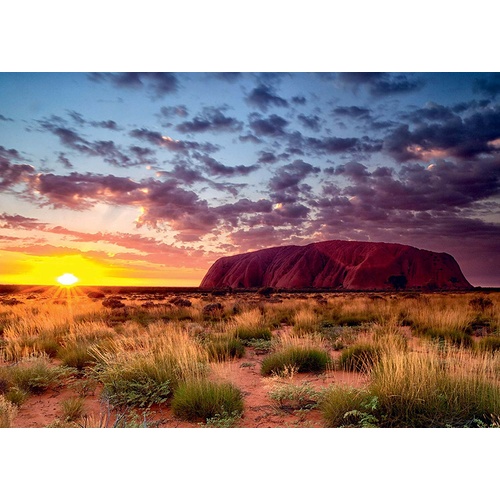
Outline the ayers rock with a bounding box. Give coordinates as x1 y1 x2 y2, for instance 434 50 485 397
200 240 472 290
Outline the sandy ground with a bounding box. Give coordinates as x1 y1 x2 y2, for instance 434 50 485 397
9 345 368 428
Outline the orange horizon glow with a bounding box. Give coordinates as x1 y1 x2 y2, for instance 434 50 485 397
0 250 206 287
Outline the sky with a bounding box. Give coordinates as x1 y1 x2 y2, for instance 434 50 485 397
1 72 499 287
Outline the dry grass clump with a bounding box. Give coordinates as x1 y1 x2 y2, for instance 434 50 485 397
93 322 209 409
0 356 72 395
292 308 319 334
171 378 244 422
0 395 18 428
230 309 272 340
202 331 245 362
261 332 331 376
321 343 500 428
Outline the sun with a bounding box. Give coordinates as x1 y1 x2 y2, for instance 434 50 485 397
56 273 79 286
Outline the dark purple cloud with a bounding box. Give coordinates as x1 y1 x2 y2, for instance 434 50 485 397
383 104 500 161
297 113 322 132
268 159 320 204
0 147 35 190
159 105 189 120
337 72 424 96
176 107 243 134
38 119 132 167
27 172 141 209
249 114 289 137
245 84 288 111
129 127 219 155
89 72 179 98
195 155 260 177
332 105 372 120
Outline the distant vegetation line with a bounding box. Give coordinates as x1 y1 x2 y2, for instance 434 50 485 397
0 284 498 295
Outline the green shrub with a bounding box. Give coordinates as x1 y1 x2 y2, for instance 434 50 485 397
260 346 330 376
338 343 381 372
172 379 244 422
199 410 243 428
268 382 321 410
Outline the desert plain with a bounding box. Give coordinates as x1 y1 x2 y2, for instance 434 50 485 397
1 284 499 429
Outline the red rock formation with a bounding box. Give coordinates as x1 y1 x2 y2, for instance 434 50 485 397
200 240 472 290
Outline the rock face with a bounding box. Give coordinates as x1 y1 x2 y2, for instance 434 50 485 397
200 240 472 290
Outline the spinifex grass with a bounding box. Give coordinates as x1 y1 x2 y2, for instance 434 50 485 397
171 378 244 422
231 310 272 340
0 357 72 395
204 332 245 362
93 322 208 409
292 308 319 334
321 344 500 428
261 332 331 376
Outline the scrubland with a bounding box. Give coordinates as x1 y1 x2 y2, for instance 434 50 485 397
0 286 499 428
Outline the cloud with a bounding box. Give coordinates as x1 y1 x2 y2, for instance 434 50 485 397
268 159 320 204
305 135 382 156
249 114 289 137
332 105 372 120
28 171 142 209
38 119 133 167
245 84 288 111
474 73 500 98
0 212 46 230
195 154 260 177
159 105 189 120
383 104 500 161
89 72 179 98
0 147 35 190
337 72 424 96
0 114 14 122
176 107 243 134
129 127 219 155
297 114 322 132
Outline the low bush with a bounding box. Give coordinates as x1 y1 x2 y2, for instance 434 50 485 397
268 382 321 410
171 379 244 421
261 346 331 376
